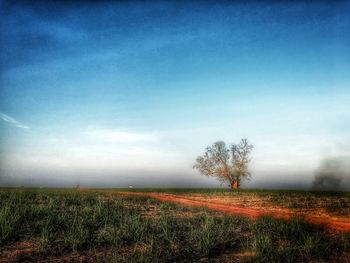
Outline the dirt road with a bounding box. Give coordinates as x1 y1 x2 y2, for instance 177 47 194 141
117 192 350 232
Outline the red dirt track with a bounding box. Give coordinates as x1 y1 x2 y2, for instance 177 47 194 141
118 192 350 232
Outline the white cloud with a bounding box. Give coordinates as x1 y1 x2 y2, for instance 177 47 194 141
86 129 157 142
0 112 30 129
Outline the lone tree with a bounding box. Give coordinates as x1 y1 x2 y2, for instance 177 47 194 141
193 139 253 189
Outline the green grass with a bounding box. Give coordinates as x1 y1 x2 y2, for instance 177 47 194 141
96 187 350 195
103 187 350 213
0 189 349 262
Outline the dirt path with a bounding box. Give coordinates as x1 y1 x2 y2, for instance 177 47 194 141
117 192 350 232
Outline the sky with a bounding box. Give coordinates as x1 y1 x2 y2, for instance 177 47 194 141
1 0 350 188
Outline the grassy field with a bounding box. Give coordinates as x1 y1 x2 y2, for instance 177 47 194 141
0 189 350 262
99 188 350 213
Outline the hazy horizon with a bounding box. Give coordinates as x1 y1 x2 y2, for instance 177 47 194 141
1 1 350 189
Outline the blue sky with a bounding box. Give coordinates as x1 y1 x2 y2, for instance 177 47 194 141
1 1 350 188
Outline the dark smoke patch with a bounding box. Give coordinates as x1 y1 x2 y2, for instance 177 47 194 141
312 158 349 191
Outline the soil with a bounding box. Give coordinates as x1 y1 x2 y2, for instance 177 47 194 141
117 192 350 232
0 240 40 263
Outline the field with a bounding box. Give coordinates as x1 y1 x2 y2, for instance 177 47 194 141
1 189 350 262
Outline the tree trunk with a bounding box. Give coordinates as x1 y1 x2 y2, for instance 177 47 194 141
230 180 238 189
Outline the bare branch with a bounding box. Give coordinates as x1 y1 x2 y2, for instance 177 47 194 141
194 139 253 189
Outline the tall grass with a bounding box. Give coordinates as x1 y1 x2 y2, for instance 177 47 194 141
0 189 349 262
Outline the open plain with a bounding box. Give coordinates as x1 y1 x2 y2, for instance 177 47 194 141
1 188 349 262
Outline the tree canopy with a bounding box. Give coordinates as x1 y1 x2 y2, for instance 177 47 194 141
193 139 253 189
